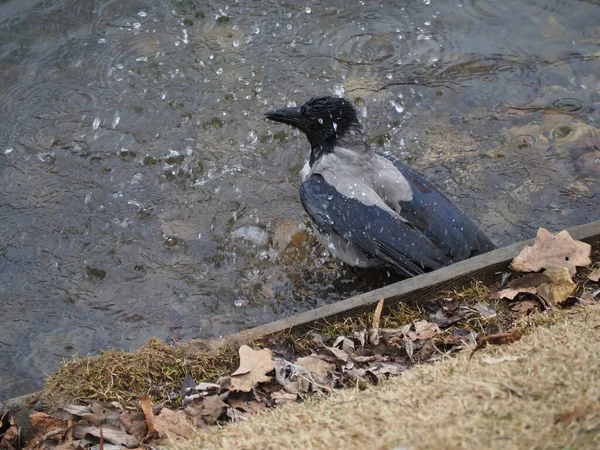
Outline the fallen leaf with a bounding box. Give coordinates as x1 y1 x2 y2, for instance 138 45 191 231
0 422 18 450
295 355 335 378
588 268 600 282
481 355 525 364
471 329 522 358
28 411 66 432
493 273 553 299
511 228 591 276
72 425 139 447
332 336 355 353
473 302 497 318
369 298 385 344
537 267 576 305
227 399 267 415
270 392 298 404
580 288 600 303
326 346 350 363
198 395 228 425
443 333 472 346
230 345 274 392
372 298 385 329
407 320 440 341
139 395 156 437
119 411 147 440
511 300 539 318
152 408 195 442
554 406 587 424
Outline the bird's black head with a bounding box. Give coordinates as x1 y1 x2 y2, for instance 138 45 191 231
265 96 365 165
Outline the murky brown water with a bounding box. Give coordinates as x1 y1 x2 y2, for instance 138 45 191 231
1 0 599 400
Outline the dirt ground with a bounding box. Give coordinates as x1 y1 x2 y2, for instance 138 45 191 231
177 303 600 450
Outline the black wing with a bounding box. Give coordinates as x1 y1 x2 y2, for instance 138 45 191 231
386 154 495 258
300 174 456 277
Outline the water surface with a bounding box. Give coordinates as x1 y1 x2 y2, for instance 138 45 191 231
1 0 599 400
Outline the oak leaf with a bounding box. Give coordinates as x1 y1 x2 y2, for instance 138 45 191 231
230 345 274 392
536 267 576 305
511 228 591 276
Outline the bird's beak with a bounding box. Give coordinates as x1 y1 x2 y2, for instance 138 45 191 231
264 106 303 128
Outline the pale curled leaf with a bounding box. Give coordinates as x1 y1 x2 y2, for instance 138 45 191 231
536 267 576 305
152 408 196 442
407 320 440 341
372 298 385 329
295 355 335 378
588 268 600 282
230 345 274 392
72 425 139 447
511 228 591 276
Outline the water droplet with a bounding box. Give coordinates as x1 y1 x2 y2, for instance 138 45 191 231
318 118 323 124
306 7 311 13
137 11 147 17
390 100 404 114
4 148 13 155
112 114 120 129
216 67 223 75
287 23 292 30
332 122 338 131
98 38 106 44
235 298 249 308
233 39 240 47
326 195 334 200
92 117 101 130
133 22 141 29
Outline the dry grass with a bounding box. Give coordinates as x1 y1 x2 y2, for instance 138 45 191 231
178 304 600 450
41 298 432 405
43 338 240 405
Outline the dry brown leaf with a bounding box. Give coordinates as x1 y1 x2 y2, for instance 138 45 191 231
372 297 385 328
0 424 18 449
511 300 539 318
511 228 591 276
408 320 440 341
119 411 147 440
139 395 156 437
153 408 196 442
443 333 471 346
588 268 600 282
230 345 274 392
537 267 576 305
227 399 267 415
493 273 553 300
471 329 522 358
295 355 335 378
28 412 66 432
203 396 228 424
554 406 587 424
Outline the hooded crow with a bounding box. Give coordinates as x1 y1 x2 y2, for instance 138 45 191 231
265 95 495 277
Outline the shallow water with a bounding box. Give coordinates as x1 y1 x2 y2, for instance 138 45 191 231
0 0 599 400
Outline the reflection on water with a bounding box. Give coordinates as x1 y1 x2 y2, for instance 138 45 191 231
0 0 599 400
